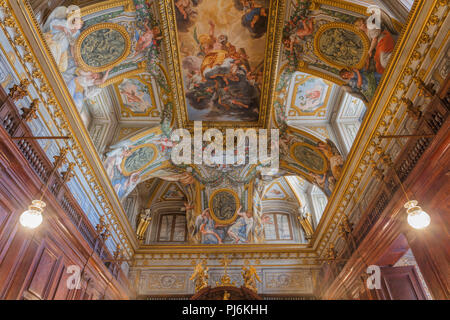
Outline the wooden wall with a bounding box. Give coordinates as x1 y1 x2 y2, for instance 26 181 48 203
0 106 132 300
321 92 449 300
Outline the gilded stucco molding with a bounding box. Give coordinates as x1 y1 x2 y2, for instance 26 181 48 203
80 0 135 17
208 188 240 225
134 244 318 263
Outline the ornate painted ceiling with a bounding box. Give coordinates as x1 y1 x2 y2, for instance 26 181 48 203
2 0 448 296
25 0 405 247
6 0 447 261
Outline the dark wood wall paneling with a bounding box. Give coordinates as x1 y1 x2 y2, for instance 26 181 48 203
320 77 450 300
0 89 133 300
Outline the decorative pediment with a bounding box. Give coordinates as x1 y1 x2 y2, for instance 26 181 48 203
263 181 289 201
160 182 186 201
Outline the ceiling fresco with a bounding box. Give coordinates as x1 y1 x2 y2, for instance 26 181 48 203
33 0 404 246
42 0 172 125
114 75 159 117
4 0 446 296
161 0 285 128
160 182 187 201
174 0 269 122
275 0 401 115
263 181 290 200
285 71 334 120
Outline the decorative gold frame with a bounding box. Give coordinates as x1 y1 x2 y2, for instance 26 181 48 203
159 0 286 129
74 22 131 73
271 63 346 130
160 182 186 201
100 60 147 88
208 188 240 225
313 22 370 70
120 143 158 176
80 0 135 16
113 74 158 117
289 142 328 175
263 181 289 201
289 74 333 117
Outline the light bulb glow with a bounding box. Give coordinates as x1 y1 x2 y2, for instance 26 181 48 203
404 200 430 229
20 200 45 229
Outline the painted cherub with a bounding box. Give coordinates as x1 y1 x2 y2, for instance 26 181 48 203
294 17 314 38
175 0 191 20
283 17 314 54
133 20 162 57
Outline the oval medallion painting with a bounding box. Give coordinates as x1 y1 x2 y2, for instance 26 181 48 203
122 144 157 176
291 143 327 174
75 23 131 72
209 189 239 225
314 23 369 69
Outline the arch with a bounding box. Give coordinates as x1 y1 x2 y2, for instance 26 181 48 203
279 126 344 197
103 126 194 200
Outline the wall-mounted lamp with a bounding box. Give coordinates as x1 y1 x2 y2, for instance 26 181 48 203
377 151 431 230
404 200 431 229
18 144 71 229
20 200 45 229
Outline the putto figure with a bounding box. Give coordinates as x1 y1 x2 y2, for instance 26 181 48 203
241 264 261 292
190 260 209 292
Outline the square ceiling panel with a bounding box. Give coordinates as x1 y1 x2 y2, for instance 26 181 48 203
160 0 285 129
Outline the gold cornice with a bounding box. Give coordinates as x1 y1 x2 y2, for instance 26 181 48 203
80 0 135 17
136 243 313 255
132 263 322 268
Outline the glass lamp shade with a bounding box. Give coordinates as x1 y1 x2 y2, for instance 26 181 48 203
20 200 45 229
404 200 430 229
